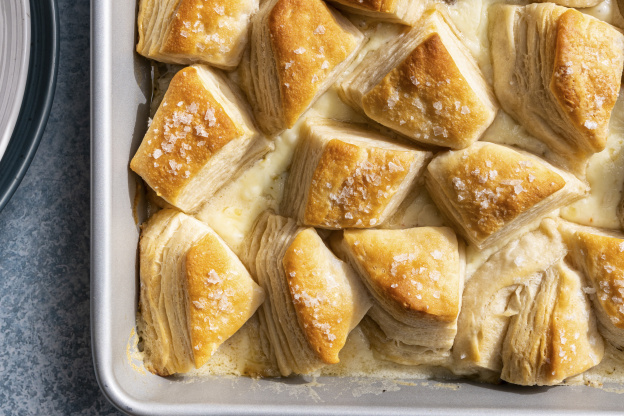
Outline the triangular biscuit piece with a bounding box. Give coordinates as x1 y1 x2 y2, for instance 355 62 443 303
130 65 272 213
243 0 364 134
425 142 586 249
341 9 497 149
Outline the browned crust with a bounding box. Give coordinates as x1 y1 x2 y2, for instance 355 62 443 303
162 1 241 55
186 232 264 368
362 33 492 149
281 229 352 364
303 139 415 228
342 228 461 321
550 9 623 153
575 232 624 330
547 263 602 383
430 144 566 240
130 67 242 203
268 0 360 127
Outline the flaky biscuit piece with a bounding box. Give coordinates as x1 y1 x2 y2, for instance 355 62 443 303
453 219 567 375
453 219 604 385
489 4 624 174
138 209 265 376
136 0 258 69
130 65 272 213
280 118 431 230
245 212 372 376
326 0 429 25
340 9 497 149
241 0 364 135
359 317 450 367
425 142 587 249
500 260 603 386
332 227 464 365
560 221 624 350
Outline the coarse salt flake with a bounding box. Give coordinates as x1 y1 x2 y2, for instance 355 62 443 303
387 90 400 109
204 108 217 126
388 161 403 173
187 102 199 114
205 269 221 284
452 177 465 191
584 120 598 130
169 160 182 172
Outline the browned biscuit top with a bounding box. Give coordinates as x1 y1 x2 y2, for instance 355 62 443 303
550 9 624 153
268 0 360 127
130 67 242 202
363 33 492 149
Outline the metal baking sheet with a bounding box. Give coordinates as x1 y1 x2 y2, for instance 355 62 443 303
90 1 624 414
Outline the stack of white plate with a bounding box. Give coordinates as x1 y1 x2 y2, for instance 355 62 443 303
0 0 30 163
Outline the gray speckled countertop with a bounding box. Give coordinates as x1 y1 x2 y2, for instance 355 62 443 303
0 1 118 414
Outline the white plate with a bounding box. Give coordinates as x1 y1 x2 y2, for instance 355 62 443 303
0 0 31 163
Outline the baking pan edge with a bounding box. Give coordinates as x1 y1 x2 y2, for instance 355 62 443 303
90 1 624 415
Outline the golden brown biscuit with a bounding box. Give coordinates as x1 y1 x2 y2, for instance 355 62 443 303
137 209 264 376
186 232 265 369
130 65 272 213
136 0 258 69
562 222 624 350
340 9 497 149
332 226 464 365
242 0 364 134
281 118 431 229
489 4 624 174
245 212 372 375
425 142 587 249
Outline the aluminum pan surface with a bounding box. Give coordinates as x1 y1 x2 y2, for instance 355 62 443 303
90 1 624 414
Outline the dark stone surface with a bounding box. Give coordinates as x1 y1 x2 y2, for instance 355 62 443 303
0 1 119 414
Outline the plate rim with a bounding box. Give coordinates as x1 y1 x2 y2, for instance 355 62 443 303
0 0 31 162
0 0 59 213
